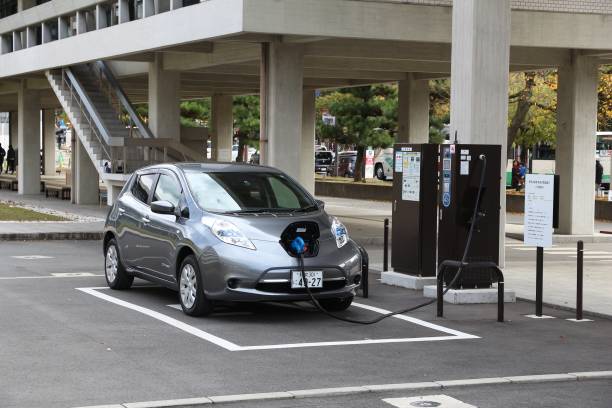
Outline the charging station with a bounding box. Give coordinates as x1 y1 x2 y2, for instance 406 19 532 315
387 143 504 293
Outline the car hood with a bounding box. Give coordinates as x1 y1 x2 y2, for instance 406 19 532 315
203 210 335 243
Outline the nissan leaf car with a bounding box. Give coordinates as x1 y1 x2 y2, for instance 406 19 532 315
103 163 365 316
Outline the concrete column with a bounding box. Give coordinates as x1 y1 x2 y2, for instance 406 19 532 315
75 136 100 205
211 95 234 162
143 0 155 17
170 0 183 10
301 89 316 194
260 42 304 182
119 0 130 23
58 16 69 39
105 182 121 206
76 11 87 35
96 5 109 29
398 76 430 144
43 110 56 175
449 0 511 265
41 22 52 44
25 26 37 48
148 54 180 141
12 32 22 51
556 54 599 235
17 82 40 195
1 35 10 54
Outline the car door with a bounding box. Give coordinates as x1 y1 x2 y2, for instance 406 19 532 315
120 172 158 270
143 171 186 281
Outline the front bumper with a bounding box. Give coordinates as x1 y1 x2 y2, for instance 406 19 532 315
198 239 362 302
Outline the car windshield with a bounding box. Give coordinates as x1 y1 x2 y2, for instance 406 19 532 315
184 171 317 214
316 152 333 161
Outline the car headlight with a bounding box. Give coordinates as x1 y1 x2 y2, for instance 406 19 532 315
210 220 256 250
331 217 349 248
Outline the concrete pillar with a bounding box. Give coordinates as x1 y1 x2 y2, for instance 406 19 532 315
148 54 180 141
58 16 69 39
43 110 56 175
260 42 304 182
41 22 52 44
301 89 316 194
76 11 87 35
556 54 599 235
143 0 155 17
1 35 11 54
75 136 100 205
119 0 130 23
211 95 234 162
449 0 511 265
12 32 22 51
96 5 109 29
17 82 40 195
25 26 37 48
105 183 122 206
170 0 183 10
398 76 430 144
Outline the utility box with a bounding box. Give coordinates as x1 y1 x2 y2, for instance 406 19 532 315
391 144 439 277
438 144 502 288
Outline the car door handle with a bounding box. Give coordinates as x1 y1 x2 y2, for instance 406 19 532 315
142 216 150 223
118 208 125 214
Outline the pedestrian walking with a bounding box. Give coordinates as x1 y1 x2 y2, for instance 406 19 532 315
6 145 15 174
519 162 527 190
596 159 604 193
511 160 520 191
0 143 5 173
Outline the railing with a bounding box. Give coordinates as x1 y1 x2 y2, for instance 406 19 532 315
60 68 113 163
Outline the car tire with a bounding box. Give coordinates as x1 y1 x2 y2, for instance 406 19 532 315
178 255 213 317
318 296 353 312
375 164 386 180
105 238 134 290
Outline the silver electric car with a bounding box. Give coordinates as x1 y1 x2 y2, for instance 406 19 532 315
103 163 365 316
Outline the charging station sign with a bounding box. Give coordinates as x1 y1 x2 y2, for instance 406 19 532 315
524 174 554 248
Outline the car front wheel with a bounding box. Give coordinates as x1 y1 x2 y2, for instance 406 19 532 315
105 239 134 290
318 296 353 312
179 255 213 316
375 164 386 180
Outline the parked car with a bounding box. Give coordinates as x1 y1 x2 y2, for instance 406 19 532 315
103 163 365 316
315 151 334 175
373 147 394 180
337 151 357 178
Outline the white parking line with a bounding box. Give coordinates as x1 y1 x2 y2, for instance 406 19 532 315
11 255 55 260
384 395 475 408
77 287 478 352
0 273 102 280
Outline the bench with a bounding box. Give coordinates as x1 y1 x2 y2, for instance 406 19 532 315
0 176 18 191
45 183 71 200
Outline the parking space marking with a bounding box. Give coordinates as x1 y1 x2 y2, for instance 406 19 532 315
0 273 102 280
10 255 55 260
77 287 478 352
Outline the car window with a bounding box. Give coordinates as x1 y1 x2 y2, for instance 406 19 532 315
268 177 301 208
131 174 157 204
153 174 182 207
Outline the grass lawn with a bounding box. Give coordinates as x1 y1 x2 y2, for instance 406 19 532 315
0 203 67 222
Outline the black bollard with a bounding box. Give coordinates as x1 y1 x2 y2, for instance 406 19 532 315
383 218 389 272
577 241 584 321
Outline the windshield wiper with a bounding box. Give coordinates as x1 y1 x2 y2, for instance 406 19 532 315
288 205 319 214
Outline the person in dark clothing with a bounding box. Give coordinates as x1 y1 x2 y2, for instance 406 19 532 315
6 145 15 174
596 160 604 192
511 160 520 191
0 143 5 173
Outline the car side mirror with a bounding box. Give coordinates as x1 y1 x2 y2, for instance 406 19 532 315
151 200 175 215
316 199 325 210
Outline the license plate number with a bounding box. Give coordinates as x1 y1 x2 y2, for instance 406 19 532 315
291 271 323 289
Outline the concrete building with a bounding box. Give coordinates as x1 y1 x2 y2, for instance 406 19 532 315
0 0 610 246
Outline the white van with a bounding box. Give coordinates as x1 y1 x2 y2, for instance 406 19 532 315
373 147 394 180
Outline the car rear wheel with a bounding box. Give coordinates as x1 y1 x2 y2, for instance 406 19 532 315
375 164 386 180
318 296 353 312
105 239 133 290
179 255 213 316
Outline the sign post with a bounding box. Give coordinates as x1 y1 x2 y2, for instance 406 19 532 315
364 147 375 179
524 174 555 317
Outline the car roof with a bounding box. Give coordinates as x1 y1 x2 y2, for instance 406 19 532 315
137 162 282 174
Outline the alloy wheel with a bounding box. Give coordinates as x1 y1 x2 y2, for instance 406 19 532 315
105 245 118 283
180 264 197 309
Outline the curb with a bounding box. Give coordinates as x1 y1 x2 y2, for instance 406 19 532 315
73 370 612 408
0 231 103 241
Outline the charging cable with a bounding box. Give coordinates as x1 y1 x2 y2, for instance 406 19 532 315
294 155 488 325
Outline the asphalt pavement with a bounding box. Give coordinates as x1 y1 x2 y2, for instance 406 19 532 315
1 240 611 407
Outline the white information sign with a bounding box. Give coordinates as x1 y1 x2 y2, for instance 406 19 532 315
524 174 555 248
401 152 421 201
365 147 375 179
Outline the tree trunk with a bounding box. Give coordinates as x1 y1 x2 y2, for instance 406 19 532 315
353 145 365 182
507 72 537 159
236 134 246 163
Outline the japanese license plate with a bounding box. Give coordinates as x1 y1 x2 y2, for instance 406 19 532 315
291 271 323 289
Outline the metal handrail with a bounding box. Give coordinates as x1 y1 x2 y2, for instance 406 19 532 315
94 60 154 139
60 69 112 162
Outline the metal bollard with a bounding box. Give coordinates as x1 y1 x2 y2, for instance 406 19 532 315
383 218 389 272
576 240 584 321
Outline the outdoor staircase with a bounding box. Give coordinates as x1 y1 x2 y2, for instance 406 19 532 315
45 61 206 200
